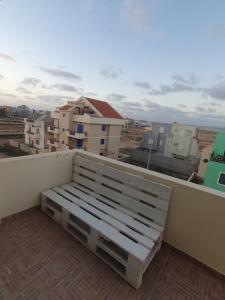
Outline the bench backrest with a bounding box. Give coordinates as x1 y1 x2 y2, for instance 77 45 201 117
73 155 171 227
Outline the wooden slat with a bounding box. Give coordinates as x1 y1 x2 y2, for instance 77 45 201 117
70 182 164 233
53 186 155 249
41 190 150 261
73 172 167 226
74 155 171 201
61 184 159 242
74 166 169 212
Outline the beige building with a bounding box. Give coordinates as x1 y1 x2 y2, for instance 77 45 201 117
48 96 125 158
196 128 216 151
24 113 51 150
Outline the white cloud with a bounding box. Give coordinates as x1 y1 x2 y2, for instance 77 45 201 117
0 53 14 61
101 67 124 79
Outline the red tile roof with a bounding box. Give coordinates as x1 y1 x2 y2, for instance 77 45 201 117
59 105 74 111
86 98 124 119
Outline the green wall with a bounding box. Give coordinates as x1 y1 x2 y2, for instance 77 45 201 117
204 161 225 192
213 132 225 156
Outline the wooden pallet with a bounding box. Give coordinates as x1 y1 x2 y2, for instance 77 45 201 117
41 155 171 288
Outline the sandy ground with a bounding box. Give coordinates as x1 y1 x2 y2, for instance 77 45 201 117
120 140 140 149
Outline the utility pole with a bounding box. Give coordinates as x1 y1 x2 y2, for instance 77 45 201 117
147 138 153 169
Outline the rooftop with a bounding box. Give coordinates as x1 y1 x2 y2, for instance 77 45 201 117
59 104 74 112
85 97 124 119
1 207 224 300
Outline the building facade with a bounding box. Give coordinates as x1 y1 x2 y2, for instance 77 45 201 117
130 122 200 179
140 122 172 153
196 128 216 151
24 113 51 150
164 123 199 159
48 97 125 158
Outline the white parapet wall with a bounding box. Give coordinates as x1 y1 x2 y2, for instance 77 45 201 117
0 150 75 219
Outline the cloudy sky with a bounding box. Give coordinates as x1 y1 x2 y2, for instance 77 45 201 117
1 0 225 127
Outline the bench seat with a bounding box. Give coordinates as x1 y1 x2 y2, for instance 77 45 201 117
41 154 171 288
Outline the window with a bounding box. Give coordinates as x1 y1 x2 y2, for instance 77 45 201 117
63 113 65 117
218 172 225 185
100 152 104 156
102 125 106 131
62 141 64 144
35 140 40 145
100 138 105 145
77 139 83 148
36 128 40 134
77 124 84 133
62 128 65 132
159 139 163 146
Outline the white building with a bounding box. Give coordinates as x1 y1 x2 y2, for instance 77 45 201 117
24 113 51 150
164 123 200 159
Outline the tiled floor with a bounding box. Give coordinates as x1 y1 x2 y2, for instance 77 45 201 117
0 207 224 300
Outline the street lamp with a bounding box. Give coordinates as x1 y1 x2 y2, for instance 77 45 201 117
147 138 153 169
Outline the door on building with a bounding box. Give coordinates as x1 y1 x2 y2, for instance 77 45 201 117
76 139 83 149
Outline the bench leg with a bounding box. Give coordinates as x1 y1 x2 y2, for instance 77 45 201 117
41 194 61 224
88 228 99 252
61 209 70 230
126 255 143 289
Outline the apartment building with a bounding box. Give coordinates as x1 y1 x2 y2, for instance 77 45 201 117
164 123 200 159
48 96 125 158
141 122 172 153
24 112 51 150
196 128 216 151
130 122 200 179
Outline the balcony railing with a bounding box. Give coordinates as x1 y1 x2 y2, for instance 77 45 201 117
47 138 59 147
27 130 34 135
0 150 225 281
67 130 86 139
48 125 59 134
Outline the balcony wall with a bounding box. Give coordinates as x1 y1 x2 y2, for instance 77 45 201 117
0 150 225 277
0 151 74 219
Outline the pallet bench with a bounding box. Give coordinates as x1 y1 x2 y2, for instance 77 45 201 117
41 154 171 288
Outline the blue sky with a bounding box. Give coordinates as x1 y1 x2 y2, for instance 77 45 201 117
1 0 225 127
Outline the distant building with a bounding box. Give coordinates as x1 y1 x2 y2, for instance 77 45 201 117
164 123 199 159
48 97 125 158
15 105 31 118
0 106 13 118
204 132 225 192
130 122 200 180
141 122 172 154
196 128 216 151
24 112 51 150
134 119 151 127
